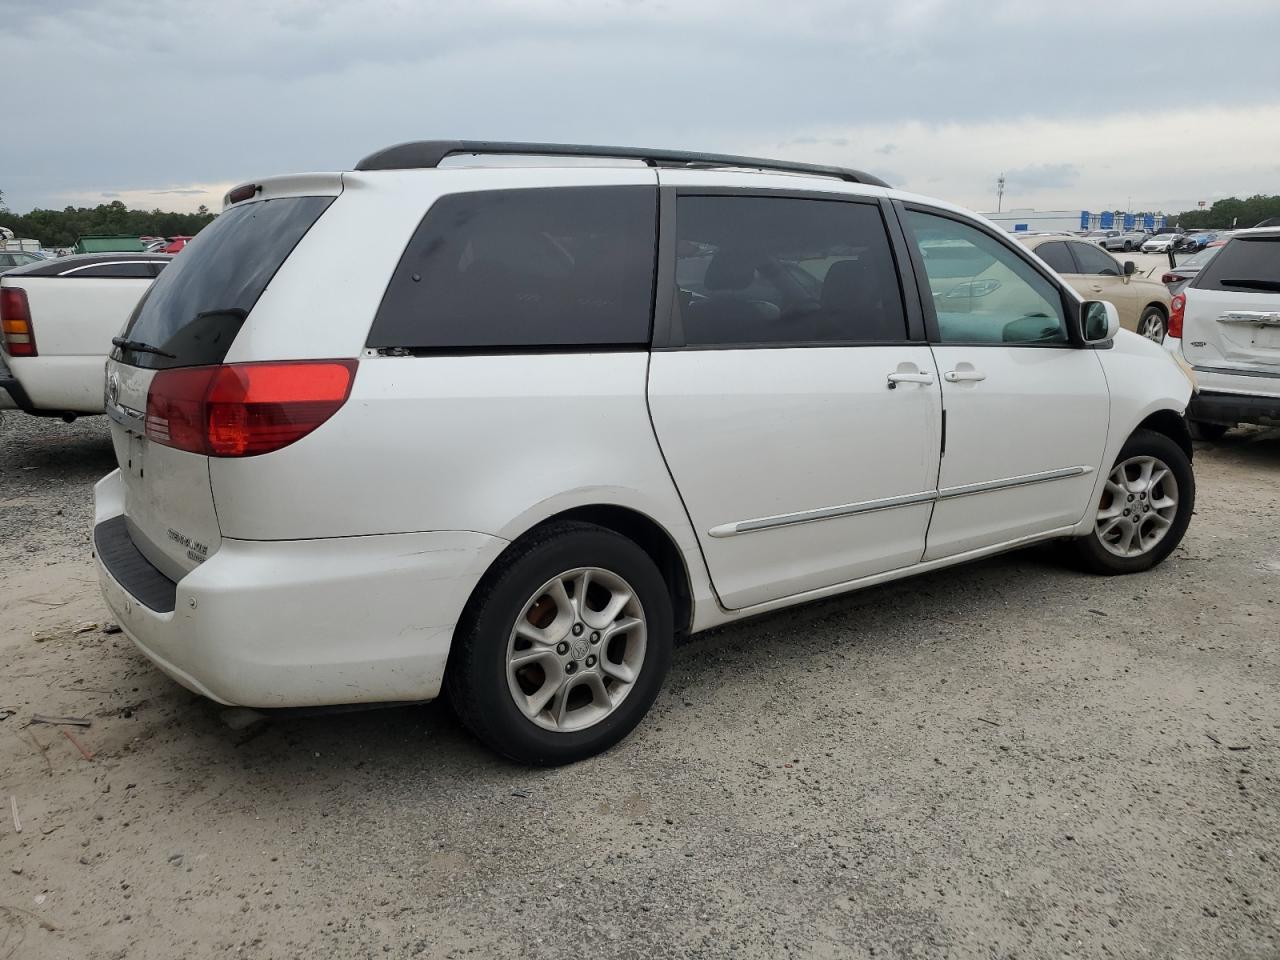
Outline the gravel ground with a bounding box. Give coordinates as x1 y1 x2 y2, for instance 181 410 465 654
1 410 1278 960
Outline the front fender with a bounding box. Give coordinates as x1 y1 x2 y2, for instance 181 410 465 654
1074 331 1194 534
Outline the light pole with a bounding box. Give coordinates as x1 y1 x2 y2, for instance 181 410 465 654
997 174 1005 213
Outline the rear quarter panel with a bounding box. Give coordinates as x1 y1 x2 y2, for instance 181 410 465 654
207 352 716 617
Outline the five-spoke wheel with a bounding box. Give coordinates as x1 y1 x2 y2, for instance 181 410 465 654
1094 455 1178 558
447 522 673 765
1073 428 1194 574
506 567 647 732
1138 307 1167 343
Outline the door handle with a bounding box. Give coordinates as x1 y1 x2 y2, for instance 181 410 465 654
1090 284 1104 292
886 371 934 389
944 369 986 383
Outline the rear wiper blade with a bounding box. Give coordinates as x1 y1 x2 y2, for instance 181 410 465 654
1219 278 1280 292
194 307 248 321
111 336 176 358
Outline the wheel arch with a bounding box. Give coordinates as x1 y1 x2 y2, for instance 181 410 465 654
539 505 694 638
468 503 696 639
1135 407 1193 462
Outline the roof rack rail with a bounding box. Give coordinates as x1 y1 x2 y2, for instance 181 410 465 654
353 140 890 188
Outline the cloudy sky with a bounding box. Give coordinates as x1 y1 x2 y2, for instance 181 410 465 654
2 0 1278 216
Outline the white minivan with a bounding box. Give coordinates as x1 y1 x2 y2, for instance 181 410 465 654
95 141 1197 764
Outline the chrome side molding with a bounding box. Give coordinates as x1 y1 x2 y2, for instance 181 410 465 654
937 465 1093 500
708 466 1093 538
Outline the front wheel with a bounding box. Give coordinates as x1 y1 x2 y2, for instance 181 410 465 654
1071 429 1194 574
1138 306 1167 342
446 521 673 765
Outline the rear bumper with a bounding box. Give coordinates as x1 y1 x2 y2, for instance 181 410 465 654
0 352 84 418
92 469 508 707
1188 389 1280 427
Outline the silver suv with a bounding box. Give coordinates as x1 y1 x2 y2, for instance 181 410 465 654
1164 227 1280 437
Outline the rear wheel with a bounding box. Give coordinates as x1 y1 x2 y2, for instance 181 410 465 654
1138 305 1167 342
1072 429 1194 574
446 522 673 765
1123 241 1133 251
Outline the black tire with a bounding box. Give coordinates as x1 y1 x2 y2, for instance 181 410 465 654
1187 419 1230 441
1123 241 1133 251
1138 305 1167 342
445 521 673 765
1071 428 1195 575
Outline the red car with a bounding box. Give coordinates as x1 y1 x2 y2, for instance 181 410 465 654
163 236 193 254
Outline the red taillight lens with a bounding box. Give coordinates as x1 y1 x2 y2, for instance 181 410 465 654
145 360 356 457
1161 272 1186 284
1169 293 1186 339
0 287 36 357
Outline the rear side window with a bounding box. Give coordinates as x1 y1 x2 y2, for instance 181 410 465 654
675 196 907 346
1034 241 1077 275
1069 242 1121 277
1195 237 1280 292
368 187 657 351
120 196 333 369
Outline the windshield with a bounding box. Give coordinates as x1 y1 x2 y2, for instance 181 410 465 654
119 196 333 369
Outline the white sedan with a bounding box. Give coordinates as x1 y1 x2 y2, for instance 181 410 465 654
1142 235 1182 253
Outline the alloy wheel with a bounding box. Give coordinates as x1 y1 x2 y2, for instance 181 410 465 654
1094 455 1179 558
1140 311 1166 342
505 567 647 732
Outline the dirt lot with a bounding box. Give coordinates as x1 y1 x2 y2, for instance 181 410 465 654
2 410 1278 960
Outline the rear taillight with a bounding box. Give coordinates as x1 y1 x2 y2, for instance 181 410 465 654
145 360 357 457
1161 272 1186 284
0 287 36 357
1169 293 1186 339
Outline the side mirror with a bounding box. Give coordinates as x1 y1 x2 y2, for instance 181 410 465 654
1082 300 1120 344
1123 260 1137 276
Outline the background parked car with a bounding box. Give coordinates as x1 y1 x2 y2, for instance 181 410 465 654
1103 229 1150 253
1019 234 1172 340
1161 244 1221 294
1142 234 1182 253
0 250 46 273
1085 230 1120 246
0 252 171 419
1164 226 1280 437
1183 232 1218 252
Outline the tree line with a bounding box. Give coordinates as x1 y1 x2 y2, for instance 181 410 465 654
4 187 1278 249
0 193 217 248
1169 194 1280 230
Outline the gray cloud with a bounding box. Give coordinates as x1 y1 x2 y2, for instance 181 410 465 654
1004 163 1081 191
2 0 1278 211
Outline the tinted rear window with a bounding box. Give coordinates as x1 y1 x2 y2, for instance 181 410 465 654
1034 241 1076 274
119 196 333 368
1195 237 1280 292
367 187 657 351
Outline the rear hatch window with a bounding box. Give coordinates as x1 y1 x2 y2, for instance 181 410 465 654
1195 236 1280 293
116 196 333 369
